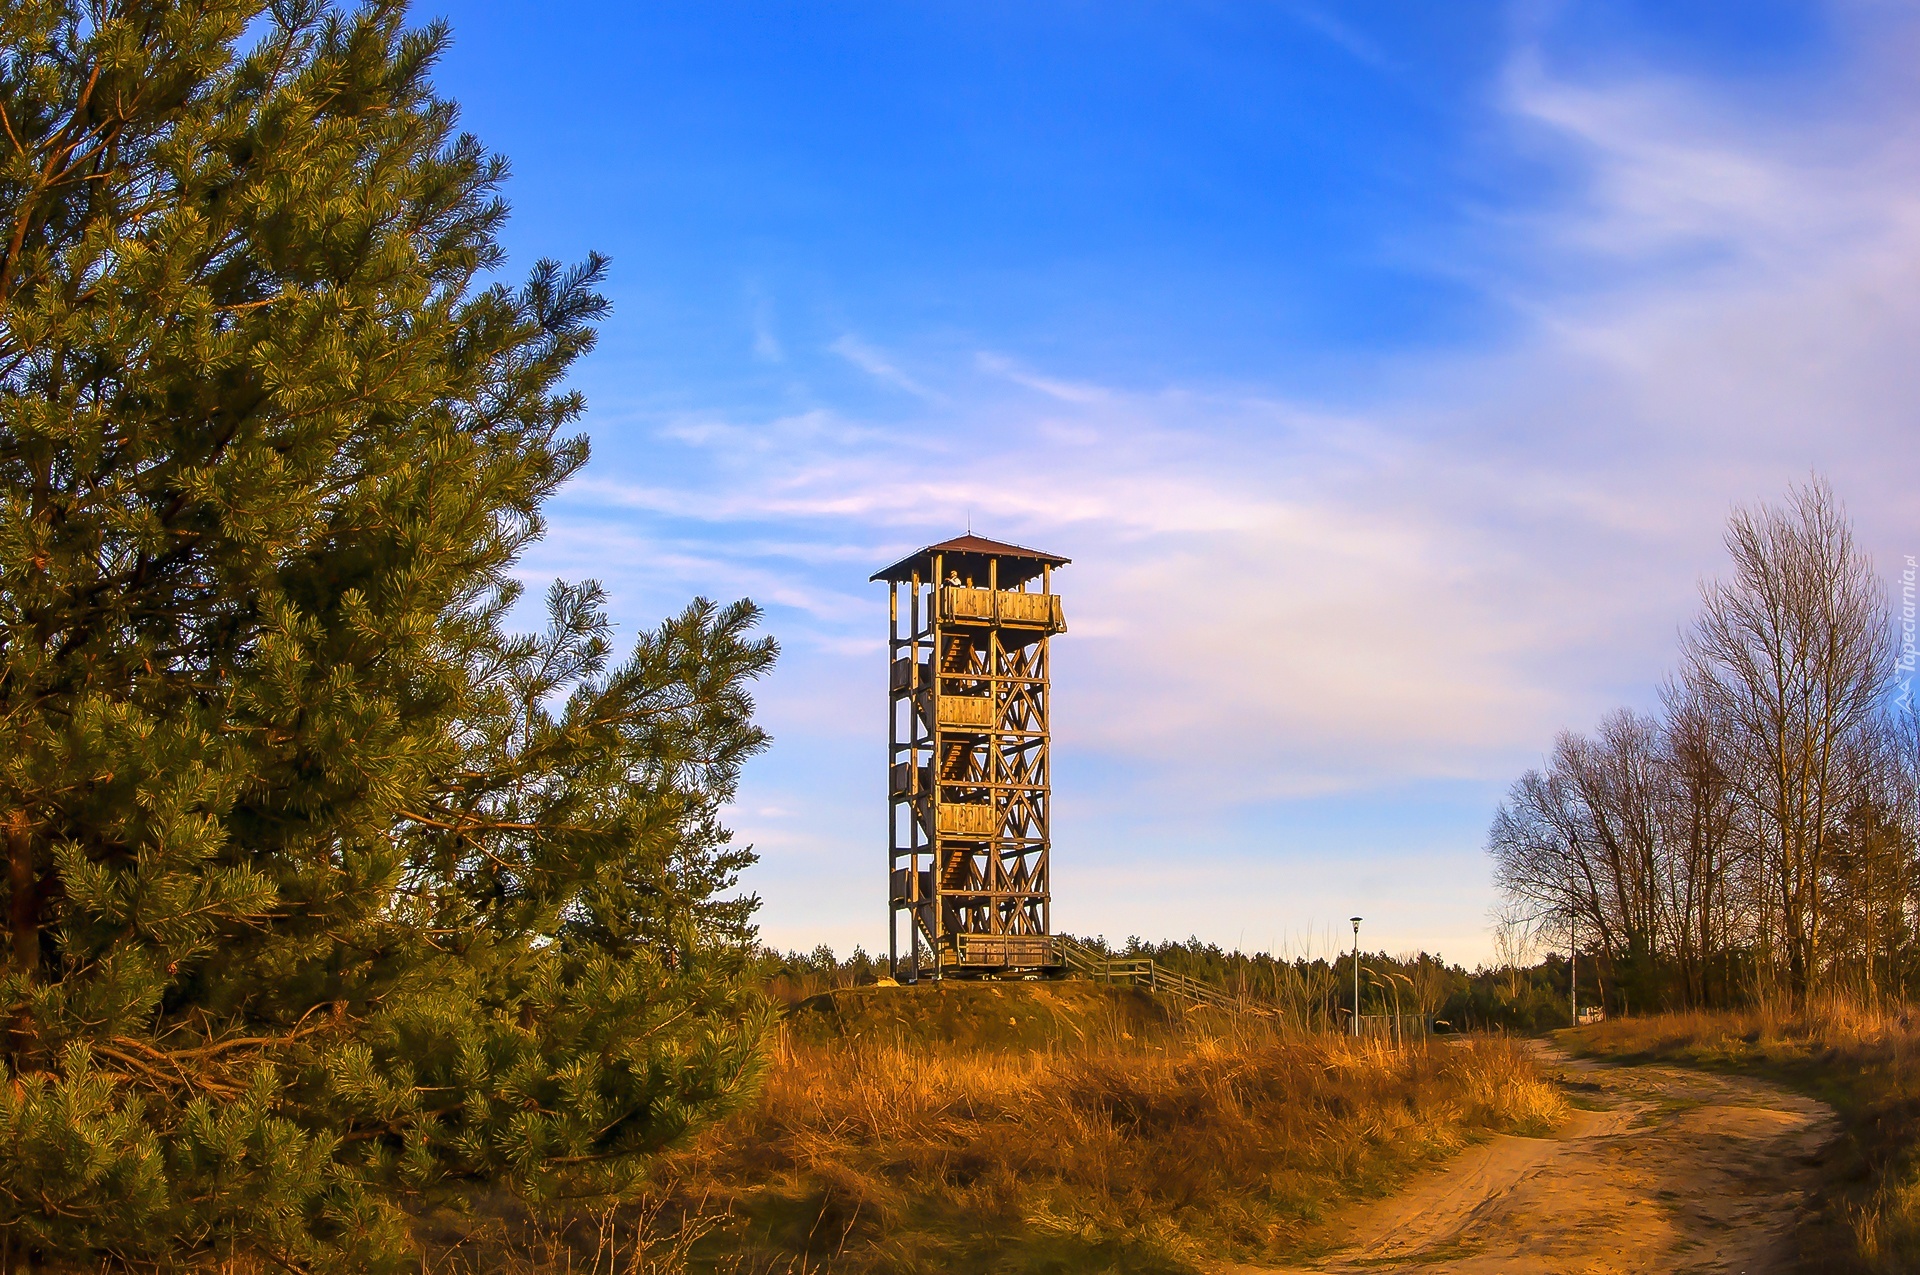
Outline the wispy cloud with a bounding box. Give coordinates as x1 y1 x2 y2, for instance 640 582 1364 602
976 352 1115 405
829 334 944 401
1285 4 1393 71
1499 48 1911 270
748 292 784 363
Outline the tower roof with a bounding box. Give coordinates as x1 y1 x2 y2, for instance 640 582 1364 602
870 534 1070 587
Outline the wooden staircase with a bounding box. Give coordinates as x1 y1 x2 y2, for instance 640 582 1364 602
1053 936 1257 1015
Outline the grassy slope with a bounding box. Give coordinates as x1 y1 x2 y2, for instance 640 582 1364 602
778 978 1174 1051
1568 1007 1920 1272
651 982 1566 1274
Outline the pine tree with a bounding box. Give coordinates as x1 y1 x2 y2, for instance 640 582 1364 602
0 2 777 1268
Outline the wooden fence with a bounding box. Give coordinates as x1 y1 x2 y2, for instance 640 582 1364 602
1351 1012 1432 1045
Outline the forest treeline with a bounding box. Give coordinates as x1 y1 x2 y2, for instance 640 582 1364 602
761 938 1584 1034
1491 480 1914 1013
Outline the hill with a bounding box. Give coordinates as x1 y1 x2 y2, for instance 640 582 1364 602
780 978 1180 1050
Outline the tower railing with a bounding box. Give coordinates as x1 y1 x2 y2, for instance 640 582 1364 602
1053 937 1259 1015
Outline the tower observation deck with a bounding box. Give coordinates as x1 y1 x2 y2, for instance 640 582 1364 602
872 535 1069 978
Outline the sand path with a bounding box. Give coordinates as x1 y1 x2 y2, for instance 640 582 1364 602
1241 1043 1837 1275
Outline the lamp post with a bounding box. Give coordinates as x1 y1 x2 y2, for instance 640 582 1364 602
1570 909 1578 1027
1350 917 1362 1038
1567 857 1578 1027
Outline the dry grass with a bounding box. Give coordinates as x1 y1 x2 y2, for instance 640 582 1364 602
644 984 1566 1274
1571 1001 1920 1273
419 1194 723 1275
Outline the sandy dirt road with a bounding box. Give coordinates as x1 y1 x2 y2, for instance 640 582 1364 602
1244 1046 1837 1275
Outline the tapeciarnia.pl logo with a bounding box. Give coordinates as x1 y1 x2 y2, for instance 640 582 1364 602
1897 554 1916 712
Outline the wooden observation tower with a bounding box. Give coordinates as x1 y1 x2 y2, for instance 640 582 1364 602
873 535 1069 978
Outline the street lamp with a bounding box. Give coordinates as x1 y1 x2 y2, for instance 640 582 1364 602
1569 909 1578 1027
1567 858 1578 1028
1350 917 1362 1038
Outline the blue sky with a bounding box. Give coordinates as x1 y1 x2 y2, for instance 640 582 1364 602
422 1 1920 964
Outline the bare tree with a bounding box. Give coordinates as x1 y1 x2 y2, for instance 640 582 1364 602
1489 479 1909 1010
1491 899 1543 1001
1680 479 1891 1004
1656 682 1742 1007
1492 713 1688 1011
1567 711 1668 1011
1489 756 1585 958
